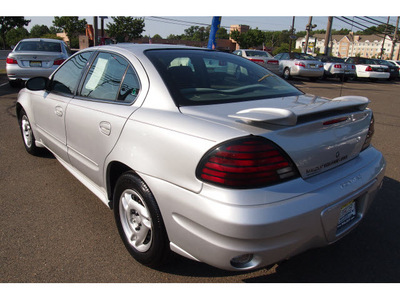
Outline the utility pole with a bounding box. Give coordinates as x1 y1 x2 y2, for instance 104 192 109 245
380 17 390 58
303 17 313 53
93 17 98 46
324 17 333 56
289 17 295 53
390 16 399 60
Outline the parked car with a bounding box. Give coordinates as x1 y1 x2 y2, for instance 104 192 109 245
317 56 356 81
233 49 279 74
372 59 399 80
344 57 390 81
16 44 385 271
6 38 71 87
274 52 324 81
388 60 400 76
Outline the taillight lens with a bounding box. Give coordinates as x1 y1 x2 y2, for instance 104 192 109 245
249 58 264 63
334 64 342 69
6 57 18 64
365 66 373 71
196 136 299 189
295 62 306 68
267 60 279 65
361 114 374 151
53 59 65 65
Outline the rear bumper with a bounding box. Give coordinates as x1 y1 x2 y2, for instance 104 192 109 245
357 71 390 79
142 146 385 271
291 67 324 78
6 64 55 81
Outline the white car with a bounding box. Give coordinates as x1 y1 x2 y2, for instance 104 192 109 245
233 49 279 74
388 60 400 76
16 44 385 271
345 57 390 81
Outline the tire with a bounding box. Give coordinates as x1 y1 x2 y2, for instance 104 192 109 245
283 67 291 80
113 172 170 268
9 80 20 88
18 109 40 155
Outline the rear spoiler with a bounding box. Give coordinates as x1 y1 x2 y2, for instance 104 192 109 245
229 96 370 126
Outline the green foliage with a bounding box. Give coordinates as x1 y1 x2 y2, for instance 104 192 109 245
53 17 87 48
30 24 50 38
6 27 29 47
0 17 30 49
107 17 145 43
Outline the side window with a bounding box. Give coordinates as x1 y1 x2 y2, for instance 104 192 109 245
281 53 290 60
117 66 141 103
51 51 92 95
81 52 129 101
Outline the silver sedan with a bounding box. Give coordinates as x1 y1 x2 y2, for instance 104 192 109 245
6 38 71 87
274 52 324 80
16 44 385 271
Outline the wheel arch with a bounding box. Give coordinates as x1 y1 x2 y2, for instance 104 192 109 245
106 161 138 209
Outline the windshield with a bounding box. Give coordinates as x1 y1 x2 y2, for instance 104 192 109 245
145 49 302 106
15 41 62 52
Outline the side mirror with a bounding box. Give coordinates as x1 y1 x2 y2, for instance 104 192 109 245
25 77 49 91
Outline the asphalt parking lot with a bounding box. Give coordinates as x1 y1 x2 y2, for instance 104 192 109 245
0 74 399 283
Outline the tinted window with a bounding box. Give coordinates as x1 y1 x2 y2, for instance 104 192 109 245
81 52 129 101
117 66 141 103
16 41 62 52
145 49 302 106
51 51 92 95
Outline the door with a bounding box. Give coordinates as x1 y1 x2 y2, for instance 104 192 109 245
65 52 142 187
31 51 92 162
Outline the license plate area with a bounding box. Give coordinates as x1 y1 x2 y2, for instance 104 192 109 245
337 200 357 232
30 61 42 67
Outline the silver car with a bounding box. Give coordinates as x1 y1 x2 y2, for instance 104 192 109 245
274 52 324 81
6 38 71 87
318 56 356 82
16 44 385 271
233 49 279 74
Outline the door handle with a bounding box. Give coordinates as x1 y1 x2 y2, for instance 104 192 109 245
99 121 111 136
54 106 63 117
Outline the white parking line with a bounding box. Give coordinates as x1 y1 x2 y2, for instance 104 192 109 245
0 82 8 87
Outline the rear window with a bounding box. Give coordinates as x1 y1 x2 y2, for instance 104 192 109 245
145 49 302 106
15 41 62 52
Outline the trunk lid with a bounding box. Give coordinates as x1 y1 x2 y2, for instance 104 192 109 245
180 94 372 179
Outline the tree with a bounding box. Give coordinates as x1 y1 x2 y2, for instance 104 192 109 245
184 26 209 41
107 17 145 43
230 28 265 49
30 24 50 38
0 17 30 49
6 27 29 47
53 17 87 48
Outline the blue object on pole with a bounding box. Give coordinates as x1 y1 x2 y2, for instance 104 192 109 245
207 17 222 50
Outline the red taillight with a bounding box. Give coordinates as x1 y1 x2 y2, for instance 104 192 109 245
361 114 375 151
295 62 306 68
365 66 373 71
267 60 279 65
249 58 264 63
352 64 356 69
196 136 299 189
53 59 65 65
334 64 342 69
6 57 18 64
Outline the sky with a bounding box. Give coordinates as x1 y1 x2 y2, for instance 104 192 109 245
23 16 399 39
7 0 400 38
